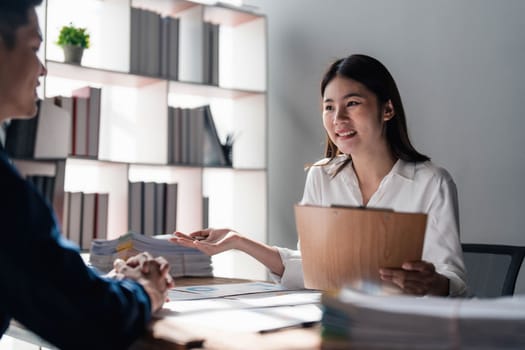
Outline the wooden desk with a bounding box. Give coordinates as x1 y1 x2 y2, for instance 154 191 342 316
6 277 321 350
133 276 321 350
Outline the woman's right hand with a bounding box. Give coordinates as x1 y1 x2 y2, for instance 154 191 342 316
172 228 285 277
170 228 241 256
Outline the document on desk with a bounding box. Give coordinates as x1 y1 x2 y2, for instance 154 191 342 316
168 281 288 300
162 290 321 314
159 282 322 333
165 282 320 309
161 304 322 333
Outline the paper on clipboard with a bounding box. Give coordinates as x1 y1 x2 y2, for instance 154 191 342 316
294 204 427 292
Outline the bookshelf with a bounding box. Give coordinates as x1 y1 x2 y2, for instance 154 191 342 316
16 0 268 280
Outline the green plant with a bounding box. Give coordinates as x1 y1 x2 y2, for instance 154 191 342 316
56 23 90 49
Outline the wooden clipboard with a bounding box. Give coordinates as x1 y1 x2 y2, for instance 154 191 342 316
294 204 427 292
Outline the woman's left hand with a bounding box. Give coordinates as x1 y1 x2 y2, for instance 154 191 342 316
379 260 449 296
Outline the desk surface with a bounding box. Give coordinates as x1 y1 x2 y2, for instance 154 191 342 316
7 277 321 350
135 277 321 350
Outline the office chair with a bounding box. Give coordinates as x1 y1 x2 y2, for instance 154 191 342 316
462 243 525 297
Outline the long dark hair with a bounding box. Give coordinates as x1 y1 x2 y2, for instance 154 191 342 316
320 54 429 165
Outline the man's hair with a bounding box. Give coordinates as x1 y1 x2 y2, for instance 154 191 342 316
0 0 43 49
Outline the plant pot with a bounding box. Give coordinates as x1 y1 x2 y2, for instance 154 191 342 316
62 44 84 65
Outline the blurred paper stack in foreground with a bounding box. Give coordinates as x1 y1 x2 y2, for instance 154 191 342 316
89 232 212 278
321 287 525 349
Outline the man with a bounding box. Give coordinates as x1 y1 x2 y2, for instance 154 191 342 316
0 1 173 349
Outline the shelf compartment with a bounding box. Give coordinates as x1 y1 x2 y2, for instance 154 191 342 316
64 158 129 240
46 0 131 73
168 91 267 170
128 164 203 234
203 168 267 280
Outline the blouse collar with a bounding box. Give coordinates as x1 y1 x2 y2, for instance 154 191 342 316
321 154 416 181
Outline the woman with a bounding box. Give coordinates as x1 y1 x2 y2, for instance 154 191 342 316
172 54 467 297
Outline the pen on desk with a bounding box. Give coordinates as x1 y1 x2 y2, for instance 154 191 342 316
258 321 318 334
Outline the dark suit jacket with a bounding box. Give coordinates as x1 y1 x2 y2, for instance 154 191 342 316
0 146 151 350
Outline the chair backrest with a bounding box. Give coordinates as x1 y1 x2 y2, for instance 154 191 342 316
462 243 525 297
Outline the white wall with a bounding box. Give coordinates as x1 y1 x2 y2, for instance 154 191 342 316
246 0 525 293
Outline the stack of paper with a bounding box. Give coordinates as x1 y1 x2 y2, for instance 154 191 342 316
89 232 212 278
321 287 525 349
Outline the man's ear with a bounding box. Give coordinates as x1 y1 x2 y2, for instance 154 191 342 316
383 100 395 121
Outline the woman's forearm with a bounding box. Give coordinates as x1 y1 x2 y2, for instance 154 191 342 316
234 235 285 276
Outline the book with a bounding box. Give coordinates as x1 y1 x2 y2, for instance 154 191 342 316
178 6 204 83
294 204 427 292
145 10 161 77
167 16 180 81
202 105 227 166
210 23 219 86
155 182 166 235
143 182 156 236
81 193 96 250
52 160 67 228
128 181 143 234
189 106 205 165
95 193 109 240
172 107 182 163
180 108 191 163
61 191 70 237
68 192 83 245
33 98 71 158
160 16 170 79
202 196 209 229
203 22 220 85
73 97 88 156
54 96 74 155
203 22 211 85
164 183 178 234
72 86 101 158
129 7 141 74
167 107 176 163
138 8 148 75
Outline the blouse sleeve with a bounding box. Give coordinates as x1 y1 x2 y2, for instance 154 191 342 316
300 165 323 205
423 170 468 297
268 246 305 288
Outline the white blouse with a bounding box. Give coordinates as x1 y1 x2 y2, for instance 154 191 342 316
272 155 468 297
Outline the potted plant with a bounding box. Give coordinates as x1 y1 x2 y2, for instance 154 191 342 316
56 23 90 65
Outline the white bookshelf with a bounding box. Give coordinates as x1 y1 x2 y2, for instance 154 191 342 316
28 0 268 280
